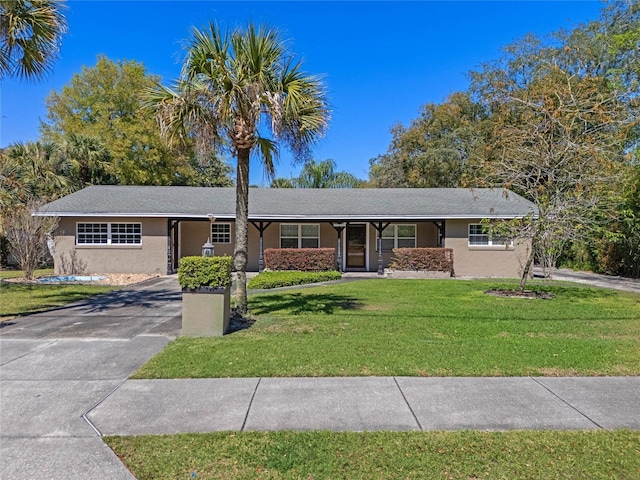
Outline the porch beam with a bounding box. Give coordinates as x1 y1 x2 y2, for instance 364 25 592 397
369 221 391 275
250 221 272 272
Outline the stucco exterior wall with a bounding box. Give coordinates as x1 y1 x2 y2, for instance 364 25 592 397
444 219 530 278
54 217 168 274
53 217 528 278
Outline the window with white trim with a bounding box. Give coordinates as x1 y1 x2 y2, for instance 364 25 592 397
280 224 319 248
77 222 141 245
468 224 511 246
211 223 231 243
380 224 416 252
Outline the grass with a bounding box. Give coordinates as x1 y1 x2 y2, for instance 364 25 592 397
105 429 640 480
134 279 640 378
0 267 54 279
0 268 117 320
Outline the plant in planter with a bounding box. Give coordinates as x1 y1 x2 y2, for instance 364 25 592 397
178 256 233 337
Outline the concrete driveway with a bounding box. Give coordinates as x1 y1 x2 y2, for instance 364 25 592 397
0 276 181 480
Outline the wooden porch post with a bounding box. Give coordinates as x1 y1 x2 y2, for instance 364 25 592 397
250 221 272 272
330 222 347 272
370 221 391 276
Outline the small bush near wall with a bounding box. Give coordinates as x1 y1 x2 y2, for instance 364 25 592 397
390 248 454 274
248 270 342 289
178 256 233 290
264 248 336 271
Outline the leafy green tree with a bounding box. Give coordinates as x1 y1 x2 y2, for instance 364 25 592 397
369 92 488 188
178 152 234 187
41 56 199 185
0 0 67 80
293 159 360 188
146 23 329 313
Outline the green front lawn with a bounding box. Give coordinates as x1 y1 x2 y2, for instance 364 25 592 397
0 270 117 320
106 430 640 480
134 279 640 378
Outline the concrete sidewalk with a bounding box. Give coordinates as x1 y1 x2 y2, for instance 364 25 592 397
86 376 639 435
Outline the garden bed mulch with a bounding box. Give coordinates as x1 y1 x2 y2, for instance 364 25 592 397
485 289 555 299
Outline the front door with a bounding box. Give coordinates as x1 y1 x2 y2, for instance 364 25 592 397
346 224 367 269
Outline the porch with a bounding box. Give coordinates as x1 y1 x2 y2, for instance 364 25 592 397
166 219 446 274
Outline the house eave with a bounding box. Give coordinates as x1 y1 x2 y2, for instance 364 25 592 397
35 212 536 221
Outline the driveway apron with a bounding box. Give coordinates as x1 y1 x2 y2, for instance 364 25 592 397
0 276 181 480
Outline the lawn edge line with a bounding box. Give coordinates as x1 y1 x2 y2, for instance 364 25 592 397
393 377 423 431
529 377 604 429
241 377 262 431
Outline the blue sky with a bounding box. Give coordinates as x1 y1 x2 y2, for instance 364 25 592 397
1 1 604 185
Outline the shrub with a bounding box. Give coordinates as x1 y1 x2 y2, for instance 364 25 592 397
248 270 342 289
389 248 454 274
178 256 233 290
264 248 336 271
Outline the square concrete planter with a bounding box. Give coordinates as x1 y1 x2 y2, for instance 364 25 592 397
181 287 230 337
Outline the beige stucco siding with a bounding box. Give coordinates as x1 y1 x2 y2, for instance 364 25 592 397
445 219 530 278
54 217 167 274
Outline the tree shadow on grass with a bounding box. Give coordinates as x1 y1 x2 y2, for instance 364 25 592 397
249 292 364 316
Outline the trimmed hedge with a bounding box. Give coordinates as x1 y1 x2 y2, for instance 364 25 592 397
248 270 342 289
178 256 233 290
389 248 454 274
264 248 336 271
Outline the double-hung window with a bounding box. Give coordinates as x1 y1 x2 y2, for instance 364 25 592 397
211 223 231 243
280 224 319 248
468 224 511 247
77 222 141 245
380 224 416 251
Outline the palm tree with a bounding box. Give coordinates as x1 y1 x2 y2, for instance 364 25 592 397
293 159 360 188
0 0 67 81
270 177 294 188
146 23 329 313
1 141 70 207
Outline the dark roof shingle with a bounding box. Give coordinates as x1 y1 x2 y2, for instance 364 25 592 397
38 185 537 220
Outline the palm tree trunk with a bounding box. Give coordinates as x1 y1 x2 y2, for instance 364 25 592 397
234 147 251 314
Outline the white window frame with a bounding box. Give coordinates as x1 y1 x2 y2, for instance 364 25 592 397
76 222 142 246
379 224 416 252
211 223 231 244
279 223 320 248
468 223 512 247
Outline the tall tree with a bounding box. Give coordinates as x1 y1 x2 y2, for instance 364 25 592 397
0 0 67 80
41 56 204 185
146 23 329 313
369 92 488 188
293 159 360 188
471 37 636 289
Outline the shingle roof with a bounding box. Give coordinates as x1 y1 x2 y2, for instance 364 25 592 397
37 185 537 220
